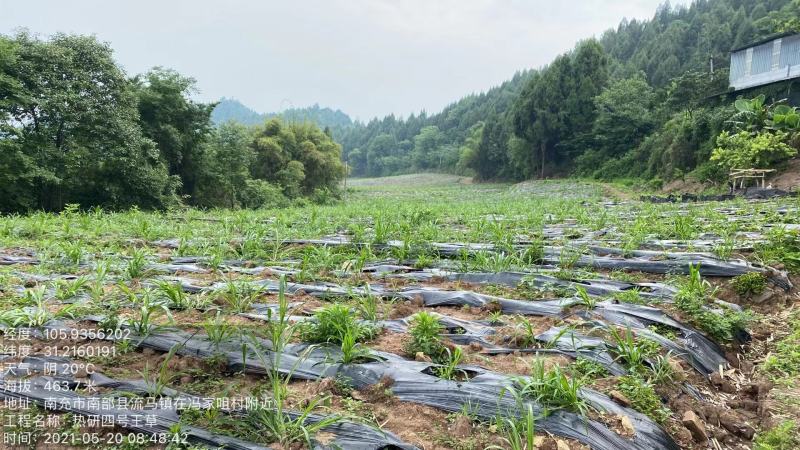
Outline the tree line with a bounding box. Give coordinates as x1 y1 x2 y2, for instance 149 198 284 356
339 0 798 185
0 32 345 213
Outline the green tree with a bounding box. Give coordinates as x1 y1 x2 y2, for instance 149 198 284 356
134 67 215 201
456 122 483 175
0 36 40 212
592 74 657 159
0 32 177 211
250 119 344 197
412 125 443 170
472 115 512 180
195 122 254 208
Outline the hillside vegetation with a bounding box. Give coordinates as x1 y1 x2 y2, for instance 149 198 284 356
212 98 352 130
339 0 800 187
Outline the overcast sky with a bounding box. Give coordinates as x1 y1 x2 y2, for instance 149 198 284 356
0 0 687 121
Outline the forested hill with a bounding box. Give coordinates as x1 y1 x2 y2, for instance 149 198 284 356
212 98 353 130
338 70 532 177
340 0 799 184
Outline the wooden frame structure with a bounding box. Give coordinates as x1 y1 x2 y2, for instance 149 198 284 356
729 168 776 189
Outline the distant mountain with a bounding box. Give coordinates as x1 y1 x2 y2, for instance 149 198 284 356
211 98 353 130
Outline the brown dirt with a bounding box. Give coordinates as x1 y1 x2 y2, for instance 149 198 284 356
766 157 800 191
662 178 708 194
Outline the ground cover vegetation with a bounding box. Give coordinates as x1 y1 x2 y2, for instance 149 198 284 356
0 177 798 448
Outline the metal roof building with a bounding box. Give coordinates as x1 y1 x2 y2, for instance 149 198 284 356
730 32 800 91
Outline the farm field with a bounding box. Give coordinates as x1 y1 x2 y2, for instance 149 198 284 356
1 176 799 450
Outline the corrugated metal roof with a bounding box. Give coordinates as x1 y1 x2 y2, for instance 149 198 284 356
730 31 797 53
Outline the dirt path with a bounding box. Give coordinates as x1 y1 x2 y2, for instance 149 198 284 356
599 182 635 201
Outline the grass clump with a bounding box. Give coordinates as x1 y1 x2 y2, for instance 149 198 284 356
732 272 768 297
608 327 660 373
338 324 376 364
300 303 375 344
127 291 173 338
434 346 467 380
487 405 537 450
1 286 79 328
203 312 236 348
511 359 590 416
575 286 597 309
617 375 670 423
512 317 538 348
756 228 800 273
125 247 150 280
754 420 799 450
217 280 262 313
520 239 544 265
139 344 180 398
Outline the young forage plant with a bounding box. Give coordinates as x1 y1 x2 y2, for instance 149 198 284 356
574 286 597 309
127 288 173 339
608 326 659 374
513 317 538 348
125 247 150 280
511 358 590 417
58 240 85 267
301 303 376 345
434 346 467 380
89 260 110 302
9 286 78 328
487 404 538 450
139 344 181 398
154 279 192 310
218 279 262 313
54 276 89 301
203 311 236 348
245 275 345 448
356 284 380 322
339 325 376 364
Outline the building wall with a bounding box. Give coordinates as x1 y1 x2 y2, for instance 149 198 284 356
730 35 800 90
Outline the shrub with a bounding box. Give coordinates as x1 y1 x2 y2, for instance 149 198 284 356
732 272 768 297
240 179 287 209
613 289 646 305
617 375 670 423
711 130 796 170
310 187 340 205
675 264 752 341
